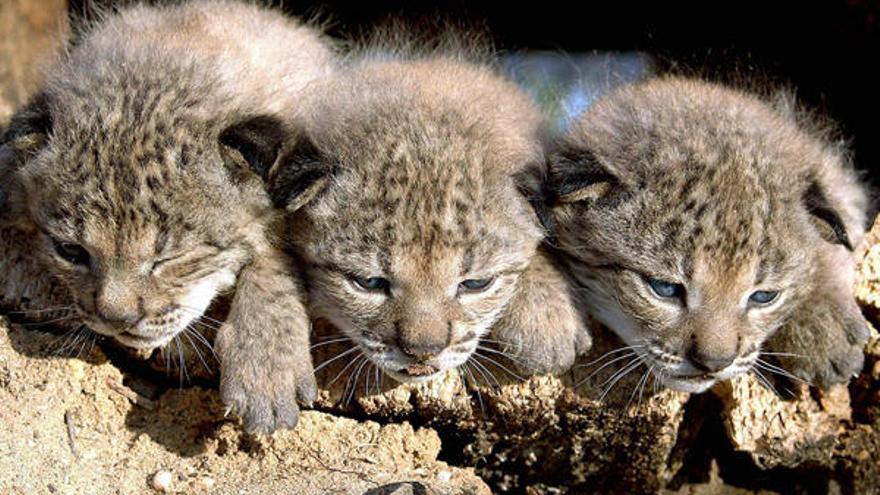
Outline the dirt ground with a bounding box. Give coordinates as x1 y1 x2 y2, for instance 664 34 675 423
0 320 490 494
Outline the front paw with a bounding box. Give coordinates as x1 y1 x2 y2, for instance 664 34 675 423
493 307 592 377
220 351 317 434
768 299 868 389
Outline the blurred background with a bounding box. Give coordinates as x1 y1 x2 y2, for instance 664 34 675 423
4 0 880 181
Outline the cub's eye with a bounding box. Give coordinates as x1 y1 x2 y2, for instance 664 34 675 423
53 240 90 266
349 275 390 292
459 278 495 293
749 290 779 305
646 277 685 300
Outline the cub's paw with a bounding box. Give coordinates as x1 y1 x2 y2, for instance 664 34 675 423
768 299 868 389
492 305 592 377
220 347 317 434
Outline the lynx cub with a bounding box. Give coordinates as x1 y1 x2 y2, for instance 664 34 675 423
263 50 590 385
0 0 334 432
548 77 868 393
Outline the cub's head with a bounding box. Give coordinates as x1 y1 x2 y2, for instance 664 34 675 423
548 77 866 393
268 59 545 383
0 69 287 350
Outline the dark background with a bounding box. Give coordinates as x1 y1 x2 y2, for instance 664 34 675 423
70 0 880 184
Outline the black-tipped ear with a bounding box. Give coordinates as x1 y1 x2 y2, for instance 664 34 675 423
1 92 52 156
514 164 555 235
219 115 289 180
803 180 853 250
1 93 51 220
268 135 334 212
547 148 624 205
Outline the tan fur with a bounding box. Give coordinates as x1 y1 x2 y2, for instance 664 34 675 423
0 0 335 432
549 77 869 392
270 52 590 384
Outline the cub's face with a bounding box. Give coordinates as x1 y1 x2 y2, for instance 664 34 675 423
552 161 817 392
549 80 858 393
2 92 277 350
279 142 542 383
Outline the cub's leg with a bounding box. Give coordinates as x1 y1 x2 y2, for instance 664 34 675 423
215 248 316 433
490 246 592 375
765 246 868 389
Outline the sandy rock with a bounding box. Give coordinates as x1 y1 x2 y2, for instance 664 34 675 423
856 215 880 315
0 322 489 494
717 377 849 469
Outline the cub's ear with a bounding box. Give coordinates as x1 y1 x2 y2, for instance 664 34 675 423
1 93 51 220
547 147 627 205
219 115 289 181
513 163 554 234
1 92 52 158
803 179 853 251
268 135 334 212
220 116 334 212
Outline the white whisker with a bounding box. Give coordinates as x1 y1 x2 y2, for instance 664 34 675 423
462 362 485 415
755 359 811 386
182 328 212 373
310 337 353 350
469 357 502 391
472 352 524 382
326 353 365 389
599 356 645 402
751 367 781 398
475 345 528 367
574 351 639 388
314 346 361 375
344 357 370 407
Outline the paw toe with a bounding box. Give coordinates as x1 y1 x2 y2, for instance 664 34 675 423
296 374 318 406
274 400 301 430
844 318 870 346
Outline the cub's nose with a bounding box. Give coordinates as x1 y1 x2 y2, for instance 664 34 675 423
96 307 142 327
398 340 446 361
687 348 736 373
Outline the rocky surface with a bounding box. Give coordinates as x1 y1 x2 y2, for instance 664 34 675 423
0 322 491 494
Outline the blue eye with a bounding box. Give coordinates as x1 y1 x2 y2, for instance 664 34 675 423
749 290 779 305
459 278 495 292
350 275 390 292
647 277 685 300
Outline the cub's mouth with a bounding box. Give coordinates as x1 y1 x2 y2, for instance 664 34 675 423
86 318 181 350
400 363 439 377
385 363 442 383
657 364 751 393
113 330 178 350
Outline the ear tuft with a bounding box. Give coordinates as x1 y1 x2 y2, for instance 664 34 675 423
219 115 289 179
268 136 334 212
803 179 853 250
548 148 623 205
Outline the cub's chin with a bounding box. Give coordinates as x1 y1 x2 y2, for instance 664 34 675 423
656 365 752 394
86 319 181 351
113 330 177 351
659 374 719 394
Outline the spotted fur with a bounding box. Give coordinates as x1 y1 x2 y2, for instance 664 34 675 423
549 77 869 392
0 0 335 432
270 53 590 384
